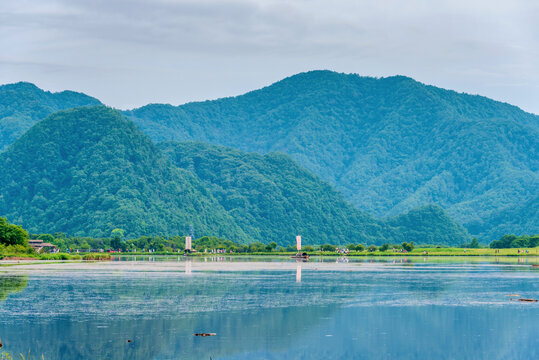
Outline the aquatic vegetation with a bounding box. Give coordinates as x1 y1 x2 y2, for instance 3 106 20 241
82 253 111 261
0 276 28 301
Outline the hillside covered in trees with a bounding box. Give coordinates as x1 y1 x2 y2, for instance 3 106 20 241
0 106 247 240
160 141 469 246
125 71 538 240
0 82 101 151
0 107 469 245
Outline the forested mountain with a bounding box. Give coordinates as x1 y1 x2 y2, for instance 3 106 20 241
125 71 539 240
2 73 534 241
160 141 469 246
0 106 469 245
160 141 386 245
0 82 101 150
386 205 471 246
0 106 247 240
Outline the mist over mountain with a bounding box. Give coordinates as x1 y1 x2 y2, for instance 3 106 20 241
0 82 102 151
125 70 538 240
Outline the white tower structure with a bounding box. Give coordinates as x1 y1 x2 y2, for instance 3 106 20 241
185 236 192 251
296 235 302 251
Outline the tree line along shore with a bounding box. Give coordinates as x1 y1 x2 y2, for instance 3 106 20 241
1 218 538 260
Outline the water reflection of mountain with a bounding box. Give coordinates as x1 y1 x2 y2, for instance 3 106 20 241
0 272 345 359
218 306 538 360
1 302 337 359
0 274 28 301
0 271 360 318
2 304 537 359
0 267 537 359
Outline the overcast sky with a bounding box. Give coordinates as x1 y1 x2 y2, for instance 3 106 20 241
1 0 537 113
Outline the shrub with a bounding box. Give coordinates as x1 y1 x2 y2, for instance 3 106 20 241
320 244 337 252
82 253 111 261
379 243 390 252
0 218 29 246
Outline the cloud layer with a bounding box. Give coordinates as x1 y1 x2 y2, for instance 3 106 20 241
1 0 537 113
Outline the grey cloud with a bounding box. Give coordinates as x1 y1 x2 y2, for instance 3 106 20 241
0 0 537 113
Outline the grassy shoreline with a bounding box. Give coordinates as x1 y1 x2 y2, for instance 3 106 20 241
1 247 537 262
118 247 539 257
0 253 111 261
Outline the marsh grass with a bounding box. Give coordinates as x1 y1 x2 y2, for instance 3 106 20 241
0 340 44 360
82 253 111 261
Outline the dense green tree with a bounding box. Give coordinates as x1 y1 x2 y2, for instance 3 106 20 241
402 242 415 252
111 228 125 239
320 244 337 252
110 236 122 251
37 234 55 243
379 243 390 252
489 234 539 249
0 218 28 246
469 238 480 248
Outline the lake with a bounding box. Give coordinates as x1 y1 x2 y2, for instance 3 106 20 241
0 256 537 359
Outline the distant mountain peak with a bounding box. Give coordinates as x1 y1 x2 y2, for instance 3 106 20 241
2 81 40 89
0 82 102 151
127 71 538 240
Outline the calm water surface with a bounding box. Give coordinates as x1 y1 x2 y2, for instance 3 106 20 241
0 256 537 359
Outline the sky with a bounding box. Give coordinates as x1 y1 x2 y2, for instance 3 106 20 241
1 0 538 114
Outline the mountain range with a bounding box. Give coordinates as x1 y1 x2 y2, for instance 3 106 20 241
0 71 537 241
0 82 101 151
124 71 538 240
0 106 468 245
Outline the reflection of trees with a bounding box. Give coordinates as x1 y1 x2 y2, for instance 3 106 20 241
1 304 338 360
0 272 344 359
2 267 535 359
0 275 28 301
0 272 358 318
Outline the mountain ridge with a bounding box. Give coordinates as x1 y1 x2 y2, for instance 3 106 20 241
1 72 536 240
0 106 249 240
0 81 102 151
125 70 538 240
0 106 470 245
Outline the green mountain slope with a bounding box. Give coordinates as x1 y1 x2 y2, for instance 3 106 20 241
0 106 468 245
159 141 386 245
126 70 539 240
0 82 102 151
0 106 247 240
160 141 469 245
386 205 471 246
